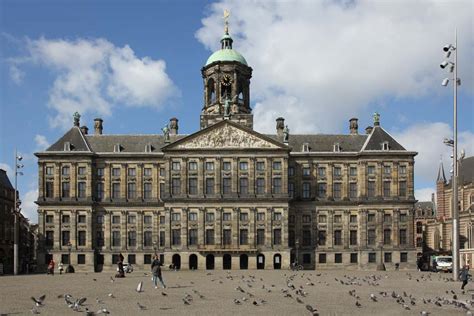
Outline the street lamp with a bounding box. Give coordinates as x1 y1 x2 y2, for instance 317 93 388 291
13 150 23 275
440 29 461 280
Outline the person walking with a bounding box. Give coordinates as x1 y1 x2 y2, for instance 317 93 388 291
151 255 166 289
47 259 55 275
58 261 64 275
460 265 471 290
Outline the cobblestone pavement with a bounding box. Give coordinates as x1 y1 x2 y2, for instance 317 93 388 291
0 269 471 315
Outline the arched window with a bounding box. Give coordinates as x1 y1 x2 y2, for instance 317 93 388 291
207 78 215 105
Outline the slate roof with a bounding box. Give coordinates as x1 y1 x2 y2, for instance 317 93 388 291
46 127 91 152
267 134 368 152
415 201 434 209
86 135 186 153
0 169 13 189
437 161 447 183
459 156 474 185
361 126 406 151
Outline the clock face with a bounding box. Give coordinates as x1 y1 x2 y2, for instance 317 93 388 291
221 74 232 86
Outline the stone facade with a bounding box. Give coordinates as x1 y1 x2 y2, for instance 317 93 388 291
35 26 417 272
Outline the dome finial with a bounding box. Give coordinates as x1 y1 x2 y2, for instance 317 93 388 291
223 9 230 34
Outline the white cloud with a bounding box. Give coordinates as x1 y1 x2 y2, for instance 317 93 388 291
21 189 38 224
415 187 435 202
34 134 50 151
196 0 473 133
9 64 24 84
15 37 179 129
393 122 474 187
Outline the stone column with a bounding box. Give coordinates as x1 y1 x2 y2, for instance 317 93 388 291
376 162 382 197
137 163 143 200
198 158 204 196
250 207 256 248
153 164 159 199
359 161 367 198
327 163 333 200
199 208 205 245
71 162 77 198
391 162 399 197
164 208 171 249
54 163 60 199
266 207 272 248
249 157 255 195
71 210 77 249
105 211 111 250
408 162 415 199
121 210 127 250
376 209 383 246
233 157 239 195
38 162 44 200
137 211 143 250
86 162 92 199
215 158 221 196
282 207 287 247
393 209 400 247
327 210 334 248
120 164 127 200
266 158 272 195
104 163 111 201
282 157 288 195
182 208 189 249
342 164 349 199
153 211 159 250
86 209 92 249
216 208 223 247
233 208 240 246
359 209 367 248
181 158 187 196
54 210 61 249
407 208 415 247
343 210 350 248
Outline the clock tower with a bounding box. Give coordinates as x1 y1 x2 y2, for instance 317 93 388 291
200 13 253 130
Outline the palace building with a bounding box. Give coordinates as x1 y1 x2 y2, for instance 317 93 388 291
35 21 417 271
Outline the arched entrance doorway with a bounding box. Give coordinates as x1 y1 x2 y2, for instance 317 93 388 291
189 254 198 270
172 254 181 270
206 254 215 270
223 254 232 270
273 254 282 269
240 254 248 269
257 254 265 269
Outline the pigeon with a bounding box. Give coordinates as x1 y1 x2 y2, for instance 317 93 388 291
31 295 46 307
136 281 144 293
296 297 304 304
137 302 147 310
107 293 115 298
420 312 430 316
233 298 242 305
183 298 191 305
96 298 104 304
93 278 97 281
355 301 362 308
110 277 115 283
161 292 168 296
30 307 40 314
370 294 377 302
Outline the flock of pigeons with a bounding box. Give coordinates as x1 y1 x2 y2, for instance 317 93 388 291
24 270 474 315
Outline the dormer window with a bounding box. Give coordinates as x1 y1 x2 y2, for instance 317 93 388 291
145 144 152 153
302 143 310 152
382 141 389 151
64 142 71 151
333 143 341 152
114 144 121 153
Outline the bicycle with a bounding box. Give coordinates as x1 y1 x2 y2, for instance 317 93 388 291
289 262 303 271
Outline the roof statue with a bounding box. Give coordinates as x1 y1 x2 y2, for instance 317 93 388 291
73 112 81 127
223 9 230 34
283 125 290 143
373 112 380 125
161 124 170 142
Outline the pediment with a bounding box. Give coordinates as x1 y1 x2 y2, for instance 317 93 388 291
166 121 285 150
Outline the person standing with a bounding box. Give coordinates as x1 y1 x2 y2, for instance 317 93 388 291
151 255 166 289
58 261 64 275
460 265 471 290
47 259 55 275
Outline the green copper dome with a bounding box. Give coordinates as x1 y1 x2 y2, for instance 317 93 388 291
205 49 248 66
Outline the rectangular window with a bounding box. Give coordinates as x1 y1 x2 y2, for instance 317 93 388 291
334 215 342 223
78 214 86 223
349 182 357 198
188 162 197 171
399 181 407 197
205 162 214 171
112 215 120 224
302 167 311 176
127 183 136 199
273 161 282 170
159 182 165 199
240 161 248 170
160 216 165 224
223 229 232 245
257 229 265 245
62 166 70 176
256 178 265 194
144 254 152 264
367 166 375 175
273 177 282 194
399 165 407 175
318 230 326 246
144 183 152 199
318 167 326 177
400 252 408 262
222 177 231 194
367 181 375 197
383 181 391 197
384 165 391 174
273 212 282 221
240 229 248 245
273 229 282 245
112 183 120 199
128 231 137 247
206 229 215 245
350 230 357 245
399 229 407 245
188 212 197 221
171 213 181 221
302 182 311 198
384 214 392 223
400 213 407 222
96 231 104 247
62 182 70 198
159 168 165 177
45 182 54 198
76 182 86 198
189 229 198 245
223 162 231 171
288 167 295 176
368 253 376 263
171 178 181 195
144 215 152 224
333 167 342 176
46 166 54 175
188 177 198 195
303 230 311 246
78 230 86 246
335 253 342 263
256 161 265 171
97 168 104 176
62 215 70 224
77 254 86 264
223 212 231 221
45 231 54 246
319 253 327 263
240 213 248 221
384 229 391 245
96 182 104 201
61 230 70 246
112 168 121 177
205 213 215 222
257 212 265 221
333 183 341 199
350 253 358 263
350 215 357 223
128 254 136 265
128 215 136 224
159 231 165 247
239 178 248 194
288 182 295 198
368 229 376 245
172 162 181 171
368 213 375 222
172 229 181 245
318 215 327 223
384 252 392 263
302 215 311 223
205 178 214 194
61 254 70 265
317 183 326 198
144 168 152 176
334 230 342 246
350 167 357 176
128 168 136 176
289 215 295 223
78 166 86 175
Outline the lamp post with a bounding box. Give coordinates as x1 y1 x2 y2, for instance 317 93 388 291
13 149 23 275
440 29 461 280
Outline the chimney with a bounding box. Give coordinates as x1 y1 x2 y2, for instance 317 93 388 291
80 125 89 135
365 126 373 134
349 118 358 135
169 117 178 135
94 118 103 135
276 117 285 138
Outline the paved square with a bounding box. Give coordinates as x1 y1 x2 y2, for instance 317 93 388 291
0 270 471 315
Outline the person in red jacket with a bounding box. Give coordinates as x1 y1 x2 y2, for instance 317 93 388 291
47 259 55 275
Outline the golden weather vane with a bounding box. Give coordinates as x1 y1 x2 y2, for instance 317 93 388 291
223 9 230 34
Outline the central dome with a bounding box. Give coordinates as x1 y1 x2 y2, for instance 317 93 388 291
205 48 248 66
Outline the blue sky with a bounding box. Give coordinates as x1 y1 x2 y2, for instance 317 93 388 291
1 0 473 222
